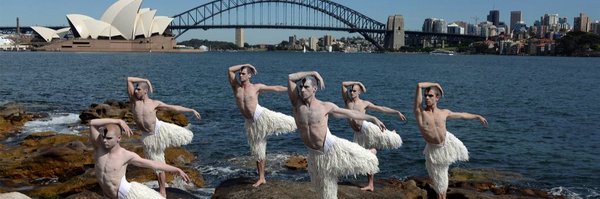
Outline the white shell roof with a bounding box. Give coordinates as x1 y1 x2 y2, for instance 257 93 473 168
101 0 142 40
151 16 174 35
37 0 170 41
31 26 61 42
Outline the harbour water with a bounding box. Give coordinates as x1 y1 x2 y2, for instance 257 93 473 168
0 52 598 198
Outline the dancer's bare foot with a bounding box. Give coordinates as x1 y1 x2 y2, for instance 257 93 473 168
253 179 266 187
159 189 167 198
360 185 374 191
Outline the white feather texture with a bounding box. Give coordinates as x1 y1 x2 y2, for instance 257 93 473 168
142 120 194 166
423 131 469 194
354 121 402 150
307 131 379 199
245 105 296 160
124 182 165 199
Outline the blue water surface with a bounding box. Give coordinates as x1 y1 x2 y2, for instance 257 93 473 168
0 51 598 198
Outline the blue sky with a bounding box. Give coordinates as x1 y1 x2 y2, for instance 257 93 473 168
1 0 599 44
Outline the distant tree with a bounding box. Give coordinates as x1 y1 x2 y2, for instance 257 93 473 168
556 31 600 56
177 39 241 50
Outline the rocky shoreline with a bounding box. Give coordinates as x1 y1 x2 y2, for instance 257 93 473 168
0 101 566 198
0 101 203 198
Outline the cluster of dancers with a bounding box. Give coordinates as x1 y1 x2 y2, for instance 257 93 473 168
90 64 488 199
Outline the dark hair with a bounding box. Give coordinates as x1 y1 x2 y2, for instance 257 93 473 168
240 66 255 75
295 76 320 97
103 124 123 136
425 86 442 97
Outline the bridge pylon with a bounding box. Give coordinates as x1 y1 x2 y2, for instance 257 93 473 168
384 15 405 51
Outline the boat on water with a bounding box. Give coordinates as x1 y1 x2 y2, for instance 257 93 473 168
430 49 455 55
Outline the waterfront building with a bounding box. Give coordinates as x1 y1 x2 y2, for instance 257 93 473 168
512 21 529 40
497 22 509 35
447 23 465 35
30 0 178 52
574 13 590 32
467 24 480 36
479 21 497 38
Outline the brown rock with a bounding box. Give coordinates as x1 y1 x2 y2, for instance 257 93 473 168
284 155 307 170
0 132 203 198
213 177 414 199
79 100 189 127
0 103 32 141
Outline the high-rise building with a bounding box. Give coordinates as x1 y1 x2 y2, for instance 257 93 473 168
422 18 437 32
309 36 318 51
558 18 570 31
510 11 522 32
433 19 447 33
542 14 559 31
235 28 244 48
591 21 600 34
289 35 297 48
487 10 500 26
323 34 333 47
574 13 590 32
422 18 446 33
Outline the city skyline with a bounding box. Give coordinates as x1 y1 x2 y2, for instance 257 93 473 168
1 0 599 44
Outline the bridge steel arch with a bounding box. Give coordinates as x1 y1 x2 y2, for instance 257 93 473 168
170 0 388 50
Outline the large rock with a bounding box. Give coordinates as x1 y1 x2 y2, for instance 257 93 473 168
212 177 427 199
0 131 204 198
0 103 32 141
79 100 189 126
284 155 307 170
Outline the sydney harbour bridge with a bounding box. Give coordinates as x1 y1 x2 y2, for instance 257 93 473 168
1 0 485 51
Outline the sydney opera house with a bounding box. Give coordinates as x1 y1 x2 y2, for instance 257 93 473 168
31 0 179 52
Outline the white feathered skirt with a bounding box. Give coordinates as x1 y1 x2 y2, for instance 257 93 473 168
244 104 296 160
142 119 194 166
354 120 402 150
122 182 165 199
423 131 469 194
307 130 379 199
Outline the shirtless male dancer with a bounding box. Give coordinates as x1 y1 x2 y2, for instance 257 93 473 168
414 82 488 199
127 77 200 197
227 64 297 187
341 81 406 191
287 71 385 199
89 118 190 199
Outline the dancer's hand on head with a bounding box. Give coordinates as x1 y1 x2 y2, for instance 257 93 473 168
314 73 325 89
148 81 154 93
193 110 201 121
245 64 257 75
119 120 133 137
358 82 366 93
